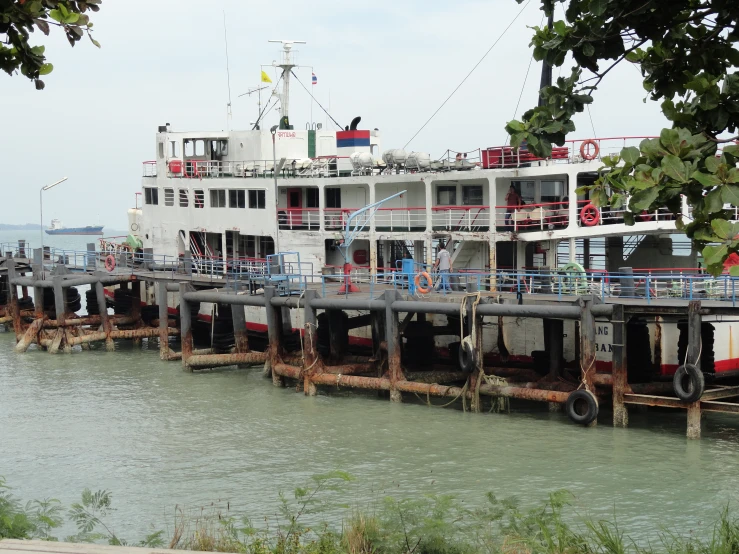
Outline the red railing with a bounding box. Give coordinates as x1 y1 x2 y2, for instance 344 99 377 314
494 200 568 230
432 205 490 230
278 208 320 230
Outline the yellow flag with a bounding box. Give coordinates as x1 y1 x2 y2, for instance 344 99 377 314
261 70 272 83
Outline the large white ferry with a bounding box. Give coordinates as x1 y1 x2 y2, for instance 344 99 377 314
121 41 739 381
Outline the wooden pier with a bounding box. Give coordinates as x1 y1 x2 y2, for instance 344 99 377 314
3 244 739 440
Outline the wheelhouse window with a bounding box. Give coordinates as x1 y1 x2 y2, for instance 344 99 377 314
194 189 205 208
210 189 226 208
164 188 174 206
326 188 341 208
306 188 319 208
144 187 159 205
436 186 456 206
179 189 189 207
229 189 246 208
462 185 483 206
249 190 266 209
260 236 275 256
541 180 565 204
512 180 535 205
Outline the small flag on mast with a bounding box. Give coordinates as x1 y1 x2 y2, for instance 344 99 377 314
261 70 272 83
311 72 317 85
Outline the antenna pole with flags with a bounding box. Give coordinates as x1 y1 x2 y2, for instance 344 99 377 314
268 39 306 129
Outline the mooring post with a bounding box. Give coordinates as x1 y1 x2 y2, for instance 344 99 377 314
385 290 402 402
157 281 170 360
130 280 143 345
686 300 702 439
231 294 249 355
6 260 23 341
579 296 597 425
50 275 66 354
303 289 319 396
611 304 628 427
179 282 194 371
264 286 284 387
33 282 44 321
95 274 114 352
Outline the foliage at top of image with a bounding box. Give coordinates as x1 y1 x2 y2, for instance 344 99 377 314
4 473 739 553
0 0 101 89
505 0 739 275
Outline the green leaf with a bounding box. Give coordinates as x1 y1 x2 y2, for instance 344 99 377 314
38 63 53 76
722 185 739 206
704 188 724 213
582 43 595 57
692 170 721 187
724 145 739 157
705 156 720 173
703 244 728 268
629 187 659 211
660 128 681 155
590 0 608 16
49 9 63 22
729 169 739 184
661 154 689 183
621 146 640 166
711 219 732 240
730 265 739 277
506 120 525 132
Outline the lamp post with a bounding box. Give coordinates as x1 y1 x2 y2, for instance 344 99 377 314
270 125 281 262
40 177 68 273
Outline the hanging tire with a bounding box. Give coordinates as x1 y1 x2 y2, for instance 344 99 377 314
566 390 599 425
673 363 705 402
458 337 476 372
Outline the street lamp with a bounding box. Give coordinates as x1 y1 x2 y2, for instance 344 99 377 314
40 177 68 273
270 125 280 262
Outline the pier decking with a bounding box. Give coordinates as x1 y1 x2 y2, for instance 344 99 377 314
3 242 739 439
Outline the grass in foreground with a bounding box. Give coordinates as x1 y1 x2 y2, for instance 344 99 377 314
1 473 736 554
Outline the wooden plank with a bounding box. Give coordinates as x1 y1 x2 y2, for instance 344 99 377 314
0 539 234 554
700 400 739 414
700 386 739 401
623 394 685 409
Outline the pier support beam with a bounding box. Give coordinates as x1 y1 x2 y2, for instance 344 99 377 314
264 287 284 387
687 300 702 439
157 281 169 360
385 290 402 402
579 296 597 425
7 261 23 342
612 304 628 427
130 281 142 345
51 276 66 353
303 289 319 396
231 301 249 354
179 282 195 370
95 276 114 351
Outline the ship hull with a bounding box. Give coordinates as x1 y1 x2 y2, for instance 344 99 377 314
46 226 104 236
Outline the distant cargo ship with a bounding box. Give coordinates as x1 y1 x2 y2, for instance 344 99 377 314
45 219 104 236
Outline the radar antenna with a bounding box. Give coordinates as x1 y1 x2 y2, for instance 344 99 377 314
266 40 306 129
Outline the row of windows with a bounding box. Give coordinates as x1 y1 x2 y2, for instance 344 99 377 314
144 187 265 209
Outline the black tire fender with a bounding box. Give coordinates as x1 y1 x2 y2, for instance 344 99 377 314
458 337 476 373
673 363 705 403
565 389 599 425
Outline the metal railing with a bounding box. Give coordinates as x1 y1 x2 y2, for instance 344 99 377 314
432 206 490 231
142 161 157 177
278 208 321 230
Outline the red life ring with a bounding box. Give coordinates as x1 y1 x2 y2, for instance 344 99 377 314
105 255 116 272
414 272 432 294
639 211 654 221
579 203 600 226
580 139 599 161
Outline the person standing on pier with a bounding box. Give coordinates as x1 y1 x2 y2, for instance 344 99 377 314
434 241 453 291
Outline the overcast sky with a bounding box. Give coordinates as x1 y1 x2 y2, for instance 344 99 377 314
1 0 668 228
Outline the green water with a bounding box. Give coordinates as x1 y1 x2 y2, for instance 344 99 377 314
2 331 739 541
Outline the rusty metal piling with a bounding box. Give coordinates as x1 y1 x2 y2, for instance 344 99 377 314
158 281 170 360
611 304 628 427
687 300 702 439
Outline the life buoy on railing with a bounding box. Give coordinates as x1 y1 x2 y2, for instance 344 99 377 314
414 271 432 294
130 222 139 232
639 210 654 222
105 255 116 272
579 203 600 226
580 139 599 161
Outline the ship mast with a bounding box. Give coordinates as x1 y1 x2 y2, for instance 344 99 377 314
537 12 554 106
268 39 306 130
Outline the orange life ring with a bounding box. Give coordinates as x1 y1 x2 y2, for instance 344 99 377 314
580 203 600 226
580 139 599 161
414 272 432 294
105 255 116 272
